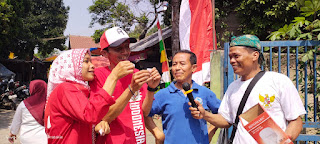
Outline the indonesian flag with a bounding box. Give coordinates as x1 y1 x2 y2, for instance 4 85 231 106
157 18 171 87
179 0 216 85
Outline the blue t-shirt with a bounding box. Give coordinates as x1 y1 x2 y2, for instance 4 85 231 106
149 81 221 144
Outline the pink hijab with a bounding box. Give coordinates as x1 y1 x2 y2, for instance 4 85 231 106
47 49 90 98
24 80 47 126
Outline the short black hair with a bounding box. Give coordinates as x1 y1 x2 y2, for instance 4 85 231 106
174 50 197 65
244 47 265 66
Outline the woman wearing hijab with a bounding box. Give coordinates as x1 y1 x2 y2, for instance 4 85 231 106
44 48 134 144
8 80 48 144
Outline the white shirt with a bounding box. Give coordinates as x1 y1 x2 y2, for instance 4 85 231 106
218 71 306 144
10 101 47 144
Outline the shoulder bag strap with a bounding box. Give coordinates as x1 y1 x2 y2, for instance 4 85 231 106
229 71 266 144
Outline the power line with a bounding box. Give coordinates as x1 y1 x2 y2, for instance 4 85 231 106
42 36 67 41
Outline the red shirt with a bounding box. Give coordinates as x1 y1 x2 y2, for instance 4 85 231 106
90 67 147 144
44 82 115 144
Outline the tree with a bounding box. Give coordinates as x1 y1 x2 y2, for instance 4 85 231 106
0 0 69 60
0 0 14 36
268 0 320 123
211 0 301 43
89 0 138 31
0 0 30 59
236 0 300 40
30 0 69 57
89 0 170 42
268 0 320 41
171 0 179 55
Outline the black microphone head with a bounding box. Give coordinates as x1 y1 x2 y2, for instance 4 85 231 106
182 82 190 91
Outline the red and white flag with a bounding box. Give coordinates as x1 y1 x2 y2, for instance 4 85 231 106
179 0 216 85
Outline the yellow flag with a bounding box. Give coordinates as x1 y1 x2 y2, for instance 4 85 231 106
8 52 14 59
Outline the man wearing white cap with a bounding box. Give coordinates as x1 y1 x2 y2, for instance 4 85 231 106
89 27 161 144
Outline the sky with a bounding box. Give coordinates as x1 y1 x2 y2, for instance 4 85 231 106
63 0 103 37
35 0 161 53
63 0 157 37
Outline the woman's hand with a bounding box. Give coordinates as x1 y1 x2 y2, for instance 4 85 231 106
8 133 16 144
95 121 110 136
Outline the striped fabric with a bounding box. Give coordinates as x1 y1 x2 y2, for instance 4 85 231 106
157 18 171 87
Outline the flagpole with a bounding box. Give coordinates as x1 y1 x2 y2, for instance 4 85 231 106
156 11 171 88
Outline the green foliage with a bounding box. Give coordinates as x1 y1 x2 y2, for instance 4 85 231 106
0 0 14 58
30 0 69 58
212 0 299 47
301 49 315 62
297 50 320 123
0 0 69 60
0 0 29 59
209 1 238 47
146 24 166 37
89 0 169 43
91 29 106 43
236 0 299 40
268 0 320 124
300 0 320 17
0 0 14 35
161 0 171 26
34 47 64 59
267 24 294 40
268 0 320 41
90 0 138 42
89 0 146 33
129 25 145 39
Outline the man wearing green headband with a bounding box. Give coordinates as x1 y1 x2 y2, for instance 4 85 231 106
189 35 305 144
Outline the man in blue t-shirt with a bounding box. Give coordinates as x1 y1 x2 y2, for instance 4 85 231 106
145 50 221 144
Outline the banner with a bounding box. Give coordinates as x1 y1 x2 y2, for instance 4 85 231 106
179 0 216 85
157 18 171 87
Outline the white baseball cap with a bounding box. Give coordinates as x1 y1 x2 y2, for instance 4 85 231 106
100 27 137 50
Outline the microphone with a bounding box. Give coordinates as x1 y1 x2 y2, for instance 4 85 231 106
182 82 198 109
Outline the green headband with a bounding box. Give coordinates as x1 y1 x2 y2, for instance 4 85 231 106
230 34 265 66
230 34 261 50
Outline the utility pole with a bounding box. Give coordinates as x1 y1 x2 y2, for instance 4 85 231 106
171 0 180 56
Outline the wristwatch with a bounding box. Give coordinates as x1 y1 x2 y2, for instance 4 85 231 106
147 86 158 92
